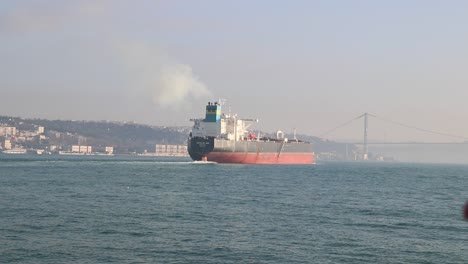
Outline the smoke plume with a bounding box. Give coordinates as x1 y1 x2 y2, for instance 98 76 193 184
117 41 211 108
155 62 211 107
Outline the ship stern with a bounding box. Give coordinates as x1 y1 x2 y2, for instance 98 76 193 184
187 136 215 161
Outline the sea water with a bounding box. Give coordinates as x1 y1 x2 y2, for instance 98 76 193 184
1 155 467 263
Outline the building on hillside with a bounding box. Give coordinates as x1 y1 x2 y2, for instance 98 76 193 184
19 131 39 138
71 145 92 153
37 126 45 134
0 127 16 137
155 144 188 157
105 146 114 154
94 146 114 154
15 136 26 142
2 139 12 150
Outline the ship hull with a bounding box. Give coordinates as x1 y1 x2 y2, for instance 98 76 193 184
205 151 313 164
188 137 314 164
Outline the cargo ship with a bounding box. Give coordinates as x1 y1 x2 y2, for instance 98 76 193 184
187 101 314 164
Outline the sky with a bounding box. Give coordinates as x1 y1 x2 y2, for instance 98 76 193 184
1 0 468 143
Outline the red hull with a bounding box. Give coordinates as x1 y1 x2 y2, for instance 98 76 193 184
206 152 314 164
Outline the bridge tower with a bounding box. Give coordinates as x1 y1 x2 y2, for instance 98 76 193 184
363 113 368 160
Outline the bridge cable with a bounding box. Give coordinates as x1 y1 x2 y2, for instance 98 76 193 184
370 114 468 140
319 115 363 138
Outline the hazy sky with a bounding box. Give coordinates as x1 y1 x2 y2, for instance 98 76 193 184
1 0 468 142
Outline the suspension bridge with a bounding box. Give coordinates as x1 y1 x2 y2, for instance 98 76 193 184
320 113 468 160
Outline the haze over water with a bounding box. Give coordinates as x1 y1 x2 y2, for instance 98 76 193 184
1 155 467 263
2 1 468 142
369 144 468 164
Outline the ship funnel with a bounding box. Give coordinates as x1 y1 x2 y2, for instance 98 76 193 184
205 102 221 122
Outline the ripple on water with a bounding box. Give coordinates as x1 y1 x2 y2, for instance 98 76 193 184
0 158 467 263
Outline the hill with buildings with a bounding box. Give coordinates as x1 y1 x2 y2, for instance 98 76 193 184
0 116 190 154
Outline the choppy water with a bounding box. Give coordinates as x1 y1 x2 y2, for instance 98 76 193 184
1 155 467 263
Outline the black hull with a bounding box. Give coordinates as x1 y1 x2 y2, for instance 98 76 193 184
187 136 215 161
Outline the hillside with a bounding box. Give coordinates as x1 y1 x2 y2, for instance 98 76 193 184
0 116 190 154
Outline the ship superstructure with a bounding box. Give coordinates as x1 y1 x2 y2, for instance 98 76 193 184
190 102 257 141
